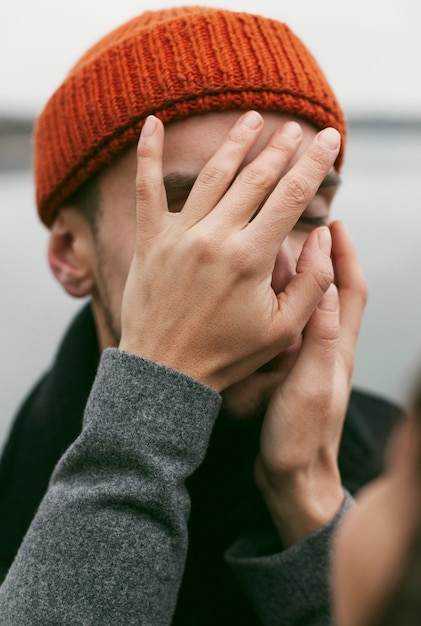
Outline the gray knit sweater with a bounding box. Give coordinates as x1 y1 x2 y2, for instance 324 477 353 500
0 349 352 625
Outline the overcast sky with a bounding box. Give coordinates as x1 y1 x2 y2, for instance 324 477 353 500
1 0 420 118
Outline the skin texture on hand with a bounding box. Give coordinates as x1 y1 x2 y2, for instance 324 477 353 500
119 112 341 392
255 221 368 546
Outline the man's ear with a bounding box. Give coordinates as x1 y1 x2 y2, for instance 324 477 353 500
48 208 96 298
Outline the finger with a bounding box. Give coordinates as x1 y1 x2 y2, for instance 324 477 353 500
330 220 368 370
273 227 334 342
292 283 340 384
179 111 265 227
204 121 303 227
244 127 341 255
135 115 168 249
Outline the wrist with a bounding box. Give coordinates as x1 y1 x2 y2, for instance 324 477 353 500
255 455 344 547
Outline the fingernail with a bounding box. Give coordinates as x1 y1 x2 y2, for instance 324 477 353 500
281 121 302 140
317 128 341 150
142 115 157 138
318 226 332 255
240 111 262 130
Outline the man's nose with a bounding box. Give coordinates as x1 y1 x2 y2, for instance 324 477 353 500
271 238 297 295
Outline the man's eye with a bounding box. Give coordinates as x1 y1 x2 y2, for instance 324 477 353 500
167 196 187 213
298 216 327 226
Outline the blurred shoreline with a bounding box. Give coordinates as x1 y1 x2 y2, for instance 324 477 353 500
0 117 33 170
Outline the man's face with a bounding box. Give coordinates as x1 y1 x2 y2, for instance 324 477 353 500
86 111 339 419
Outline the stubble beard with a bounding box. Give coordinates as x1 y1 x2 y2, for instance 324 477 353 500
94 244 122 349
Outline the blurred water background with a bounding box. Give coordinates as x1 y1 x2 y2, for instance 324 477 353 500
0 117 420 449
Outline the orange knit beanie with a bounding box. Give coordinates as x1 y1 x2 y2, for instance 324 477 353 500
34 6 347 226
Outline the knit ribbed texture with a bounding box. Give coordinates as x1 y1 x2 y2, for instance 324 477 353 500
34 6 347 227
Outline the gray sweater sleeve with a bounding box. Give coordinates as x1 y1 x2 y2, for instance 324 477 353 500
225 491 355 626
0 348 221 626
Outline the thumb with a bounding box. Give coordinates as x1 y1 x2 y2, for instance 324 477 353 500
290 282 340 389
274 227 334 340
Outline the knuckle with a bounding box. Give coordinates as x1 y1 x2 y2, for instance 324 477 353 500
228 125 257 149
308 146 334 170
269 140 296 161
282 175 312 207
136 175 160 202
323 261 335 284
197 164 231 189
317 319 340 344
137 138 153 160
186 228 219 263
226 245 254 276
136 141 143 159
315 264 334 293
240 165 272 191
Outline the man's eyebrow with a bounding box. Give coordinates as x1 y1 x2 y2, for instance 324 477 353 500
318 170 342 190
163 172 197 192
